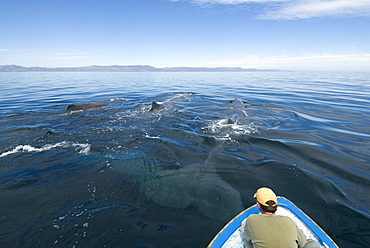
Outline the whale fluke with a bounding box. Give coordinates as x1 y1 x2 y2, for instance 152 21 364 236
64 102 109 113
223 99 248 124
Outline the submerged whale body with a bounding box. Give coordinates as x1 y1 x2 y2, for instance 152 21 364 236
109 147 244 221
140 162 244 221
64 102 109 113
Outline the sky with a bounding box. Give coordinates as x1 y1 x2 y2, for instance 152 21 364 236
1 0 369 71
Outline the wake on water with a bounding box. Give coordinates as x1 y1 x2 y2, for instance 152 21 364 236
0 142 91 158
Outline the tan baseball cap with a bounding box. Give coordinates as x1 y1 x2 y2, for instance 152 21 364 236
254 187 277 206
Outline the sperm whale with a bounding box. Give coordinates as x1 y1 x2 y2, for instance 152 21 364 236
148 94 191 112
64 102 109 113
109 146 244 222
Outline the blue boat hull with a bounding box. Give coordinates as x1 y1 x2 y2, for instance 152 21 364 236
208 197 338 248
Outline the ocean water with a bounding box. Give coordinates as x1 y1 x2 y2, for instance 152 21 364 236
0 71 369 248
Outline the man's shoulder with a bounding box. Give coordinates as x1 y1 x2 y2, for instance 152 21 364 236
247 214 260 219
246 214 261 220
246 214 265 223
247 214 295 222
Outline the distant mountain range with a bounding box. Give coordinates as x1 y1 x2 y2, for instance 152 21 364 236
0 65 275 72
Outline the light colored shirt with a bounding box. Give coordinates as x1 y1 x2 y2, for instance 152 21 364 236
244 214 306 248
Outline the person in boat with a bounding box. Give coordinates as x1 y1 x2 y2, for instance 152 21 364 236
244 187 320 248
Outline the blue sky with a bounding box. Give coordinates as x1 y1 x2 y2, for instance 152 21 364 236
1 0 369 71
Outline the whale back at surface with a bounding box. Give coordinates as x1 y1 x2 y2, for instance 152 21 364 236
64 102 109 113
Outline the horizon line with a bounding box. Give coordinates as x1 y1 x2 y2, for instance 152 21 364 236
0 64 279 72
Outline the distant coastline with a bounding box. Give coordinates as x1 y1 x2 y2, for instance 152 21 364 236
0 65 276 72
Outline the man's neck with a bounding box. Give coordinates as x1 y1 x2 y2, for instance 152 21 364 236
262 211 275 215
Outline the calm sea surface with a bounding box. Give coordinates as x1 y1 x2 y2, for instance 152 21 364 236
0 71 369 248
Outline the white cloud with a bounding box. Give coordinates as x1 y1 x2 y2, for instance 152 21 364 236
198 53 370 71
188 0 282 3
261 0 370 20
0 49 9 52
179 0 370 19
